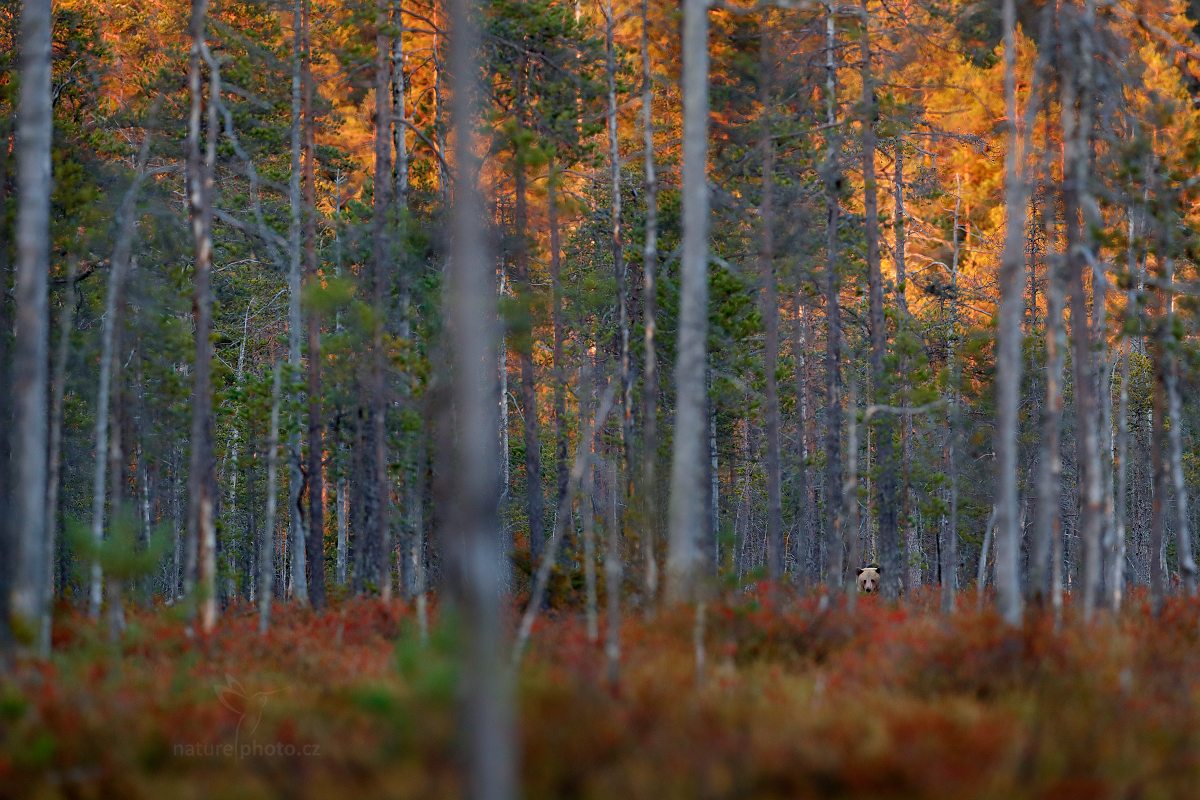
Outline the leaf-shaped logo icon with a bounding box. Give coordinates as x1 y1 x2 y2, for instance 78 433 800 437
213 673 283 745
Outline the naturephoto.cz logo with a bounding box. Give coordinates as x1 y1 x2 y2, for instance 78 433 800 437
172 674 321 760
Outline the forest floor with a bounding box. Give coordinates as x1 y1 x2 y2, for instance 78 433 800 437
2 586 1199 799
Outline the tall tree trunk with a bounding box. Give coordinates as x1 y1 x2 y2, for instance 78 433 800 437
1033 179 1065 608
605 459 621 685
1062 12 1103 622
0 113 15 667
10 0 53 638
304 0 326 609
88 127 155 623
759 15 783 583
606 0 637 591
993 0 1029 625
822 4 843 591
337 476 348 585
549 166 568 560
513 53 544 573
186 1 219 631
108 340 128 643
844 370 859 605
859 3 896 600
896 138 918 596
261 361 282 634
708 367 719 571
941 174 962 614
373 0 393 600
1112 209 1136 611
640 0 660 614
582 370 599 642
288 0 308 606
199 47 222 631
393 1 408 204
794 295 811 585
1150 327 1166 615
413 425 428 643
351 393 367 594
1164 259 1196 595
43 257 75 653
447 0 515 784
665 0 710 604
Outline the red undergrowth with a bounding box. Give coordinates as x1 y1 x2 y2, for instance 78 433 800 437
1 586 1199 798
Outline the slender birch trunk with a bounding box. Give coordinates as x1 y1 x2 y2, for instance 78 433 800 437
582 370 599 642
758 16 783 581
393 0 408 203
108 352 128 643
605 459 621 684
794 297 811 585
183 3 218 631
414 427 428 643
844 369 859 608
1164 256 1196 595
1098 279 1116 606
859 2 896 599
941 175 962 615
261 361 282 634
337 477 348 585
10 0 53 637
513 53 544 572
896 141 918 595
1112 210 1136 611
640 0 660 613
1033 184 1066 608
287 0 308 605
448 0 515 785
605 0 637 584
666 0 711 603
303 0 326 609
709 366 719 570
822 4 843 591
196 43 221 632
373 0 393 600
550 167 569 553
1062 11 1103 622
42 256 75 653
584 482 600 640
1150 326 1166 615
993 0 1030 625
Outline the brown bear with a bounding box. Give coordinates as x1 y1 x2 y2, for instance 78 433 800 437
856 566 881 594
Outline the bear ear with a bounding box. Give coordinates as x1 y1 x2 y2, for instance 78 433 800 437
856 568 865 576
875 566 883 574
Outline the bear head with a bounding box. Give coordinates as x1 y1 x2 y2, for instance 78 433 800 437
856 566 881 594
